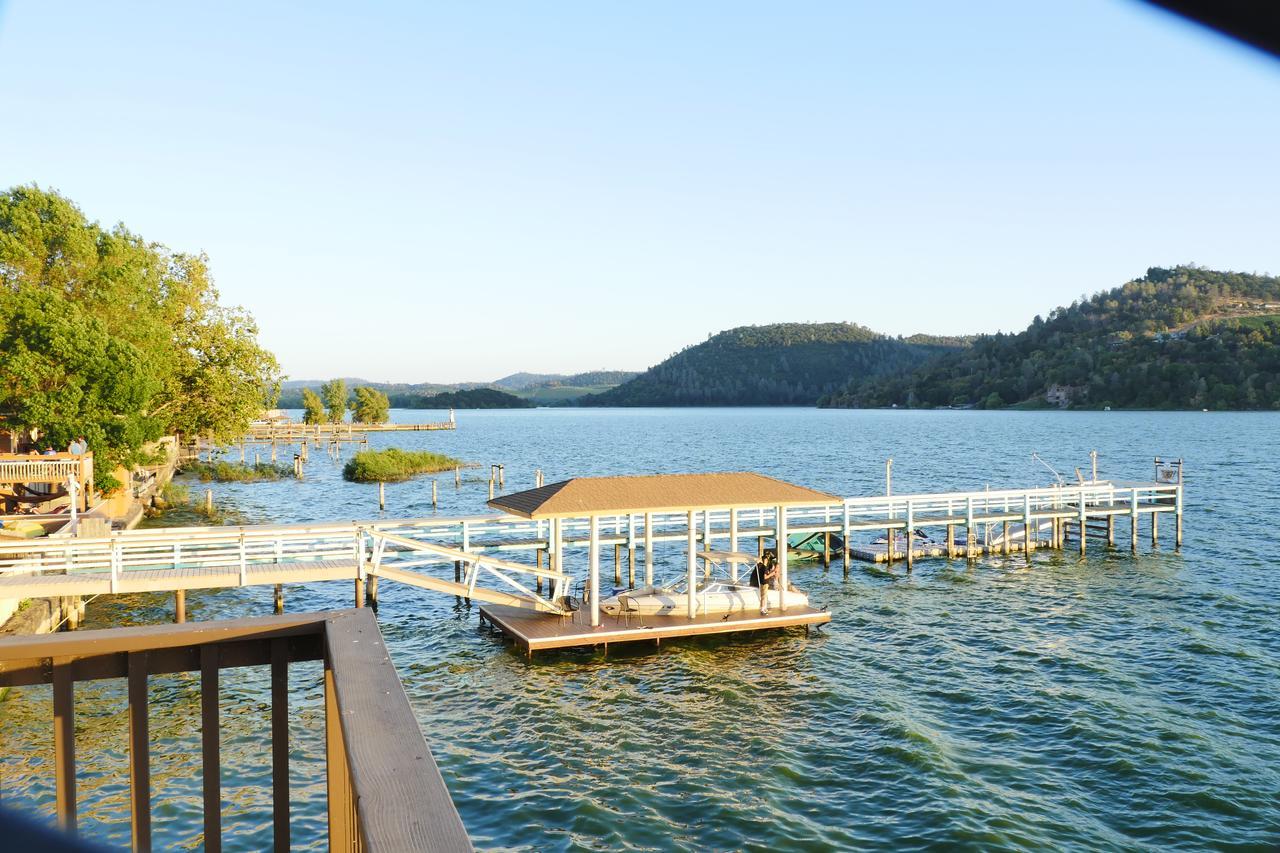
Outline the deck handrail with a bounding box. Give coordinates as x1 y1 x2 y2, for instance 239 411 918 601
0 609 472 852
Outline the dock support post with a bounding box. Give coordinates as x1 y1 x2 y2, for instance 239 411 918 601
488 479 495 500
1130 490 1139 553
432 479 438 508
1175 485 1183 548
823 532 831 569
729 508 740 582
552 518 564 599
367 575 378 609
1002 521 1010 555
614 543 622 585
1023 494 1033 560
1151 509 1159 546
455 466 460 488
536 549 544 593
886 525 894 564
946 524 956 559
590 516 602 627
776 506 788 613
274 584 284 614
627 514 636 589
1078 488 1087 556
966 496 976 560
175 590 186 623
905 500 914 572
378 481 385 511
842 502 851 576
240 442 245 462
686 510 698 619
204 489 213 515
1107 515 1115 546
644 512 654 586
354 576 364 608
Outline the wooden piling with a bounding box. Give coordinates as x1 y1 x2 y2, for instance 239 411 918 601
354 577 364 608
1107 515 1115 546
175 590 186 623
488 479 494 500
1002 520 1010 555
822 532 831 568
455 466 460 488
1151 511 1159 546
274 584 284 614
1130 491 1139 553
204 489 213 515
431 479 438 508
614 543 622 585
378 481 386 511
367 576 378 609
1175 486 1183 548
536 549 544 593
946 524 956 558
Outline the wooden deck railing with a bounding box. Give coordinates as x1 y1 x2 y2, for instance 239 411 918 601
0 452 92 488
0 609 472 852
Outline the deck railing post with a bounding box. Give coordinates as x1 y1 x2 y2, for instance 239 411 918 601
53 657 77 835
128 651 152 853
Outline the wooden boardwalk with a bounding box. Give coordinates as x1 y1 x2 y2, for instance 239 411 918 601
479 602 830 654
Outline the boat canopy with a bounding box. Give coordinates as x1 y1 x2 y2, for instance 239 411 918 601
487 471 838 519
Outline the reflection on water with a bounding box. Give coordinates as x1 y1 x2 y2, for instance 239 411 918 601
3 409 1280 850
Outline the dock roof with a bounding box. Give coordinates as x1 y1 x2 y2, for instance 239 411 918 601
487 472 839 519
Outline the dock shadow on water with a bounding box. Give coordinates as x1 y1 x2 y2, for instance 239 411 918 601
4 409 1280 850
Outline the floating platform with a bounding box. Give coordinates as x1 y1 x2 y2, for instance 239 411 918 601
478 602 831 655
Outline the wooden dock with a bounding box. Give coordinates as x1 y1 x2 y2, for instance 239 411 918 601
479 602 830 655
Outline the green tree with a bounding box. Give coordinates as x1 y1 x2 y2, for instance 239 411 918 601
1 186 279 441
301 388 325 424
0 289 161 489
349 386 390 423
320 378 347 423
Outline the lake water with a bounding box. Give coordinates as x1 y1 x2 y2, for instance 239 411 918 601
3 408 1279 850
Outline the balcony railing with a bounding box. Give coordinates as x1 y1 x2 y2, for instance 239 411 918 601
0 609 471 852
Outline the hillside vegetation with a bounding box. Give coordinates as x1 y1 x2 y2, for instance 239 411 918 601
581 323 967 406
390 388 533 409
822 266 1280 410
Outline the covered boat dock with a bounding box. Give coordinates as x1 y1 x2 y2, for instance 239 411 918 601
483 472 833 654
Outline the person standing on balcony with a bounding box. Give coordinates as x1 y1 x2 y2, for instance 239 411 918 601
68 437 87 455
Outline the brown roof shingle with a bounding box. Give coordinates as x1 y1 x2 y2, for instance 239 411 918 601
487 472 839 518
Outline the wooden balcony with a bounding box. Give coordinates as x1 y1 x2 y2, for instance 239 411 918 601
0 609 471 852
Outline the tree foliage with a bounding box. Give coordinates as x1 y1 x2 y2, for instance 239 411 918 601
301 388 325 425
390 388 532 409
319 378 347 423
349 386 391 423
0 185 281 484
822 266 1280 410
581 323 966 406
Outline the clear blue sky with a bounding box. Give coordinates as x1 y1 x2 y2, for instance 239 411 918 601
1 2 1277 383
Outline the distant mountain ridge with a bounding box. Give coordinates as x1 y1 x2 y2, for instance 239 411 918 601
822 266 1280 410
277 369 637 407
580 323 968 406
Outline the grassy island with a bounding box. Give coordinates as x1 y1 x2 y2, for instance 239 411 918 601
342 448 462 483
180 461 294 482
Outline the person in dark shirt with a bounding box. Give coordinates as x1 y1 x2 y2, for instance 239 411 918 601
748 552 778 614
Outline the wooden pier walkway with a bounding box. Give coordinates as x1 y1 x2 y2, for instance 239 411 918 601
0 475 1183 647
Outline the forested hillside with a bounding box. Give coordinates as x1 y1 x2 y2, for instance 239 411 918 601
821 266 1280 410
391 388 533 409
581 323 966 406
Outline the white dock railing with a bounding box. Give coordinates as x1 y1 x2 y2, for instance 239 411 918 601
0 481 1182 597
